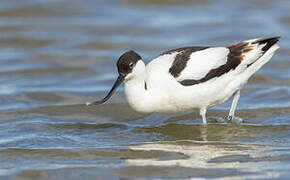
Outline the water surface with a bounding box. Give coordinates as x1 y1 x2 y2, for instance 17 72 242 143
0 0 290 179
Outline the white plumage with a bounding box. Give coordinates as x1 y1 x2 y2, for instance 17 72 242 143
176 47 229 81
88 37 280 124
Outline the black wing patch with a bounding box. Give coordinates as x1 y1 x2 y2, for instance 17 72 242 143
178 43 253 86
253 36 280 52
163 46 209 78
176 37 280 86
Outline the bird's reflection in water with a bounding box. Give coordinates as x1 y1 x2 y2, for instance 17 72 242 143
126 140 255 169
129 121 286 169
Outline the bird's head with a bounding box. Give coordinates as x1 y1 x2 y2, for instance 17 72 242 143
117 50 142 80
87 50 142 105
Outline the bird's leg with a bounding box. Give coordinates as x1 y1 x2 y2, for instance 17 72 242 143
228 89 242 123
200 107 207 124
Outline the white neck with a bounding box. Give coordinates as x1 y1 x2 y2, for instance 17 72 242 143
124 60 152 113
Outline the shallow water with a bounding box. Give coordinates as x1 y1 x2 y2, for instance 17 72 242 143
0 0 290 179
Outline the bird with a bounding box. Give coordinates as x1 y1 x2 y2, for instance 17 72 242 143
87 37 280 124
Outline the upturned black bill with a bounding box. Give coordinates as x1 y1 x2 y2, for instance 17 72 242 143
87 75 125 105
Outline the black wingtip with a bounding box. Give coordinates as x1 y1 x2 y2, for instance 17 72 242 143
254 36 280 52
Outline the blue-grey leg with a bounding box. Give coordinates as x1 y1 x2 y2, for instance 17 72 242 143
228 90 242 123
200 107 207 124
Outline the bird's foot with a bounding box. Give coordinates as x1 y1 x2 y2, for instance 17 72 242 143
206 117 226 124
214 117 226 123
227 115 243 124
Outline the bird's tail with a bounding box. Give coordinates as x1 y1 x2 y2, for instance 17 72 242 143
254 36 280 52
243 36 280 67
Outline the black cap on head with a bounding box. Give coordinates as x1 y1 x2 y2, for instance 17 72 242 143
117 50 141 76
86 50 142 106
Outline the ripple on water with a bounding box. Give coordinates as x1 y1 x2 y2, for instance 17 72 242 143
0 0 290 179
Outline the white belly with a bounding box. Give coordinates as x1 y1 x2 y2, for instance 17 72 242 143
149 72 242 113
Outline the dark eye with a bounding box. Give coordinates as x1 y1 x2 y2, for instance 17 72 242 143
129 62 134 68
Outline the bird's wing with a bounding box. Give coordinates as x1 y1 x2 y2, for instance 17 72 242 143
166 37 280 86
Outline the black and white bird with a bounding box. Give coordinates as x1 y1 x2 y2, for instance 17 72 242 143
87 37 280 124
